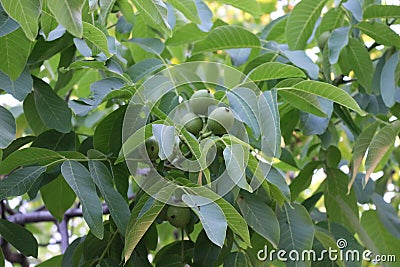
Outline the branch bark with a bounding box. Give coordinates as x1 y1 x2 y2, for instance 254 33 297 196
7 204 109 224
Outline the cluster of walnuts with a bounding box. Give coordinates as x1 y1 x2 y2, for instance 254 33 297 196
145 89 235 161
142 89 235 229
182 89 234 136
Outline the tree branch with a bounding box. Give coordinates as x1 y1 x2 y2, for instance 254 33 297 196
0 240 29 267
58 218 69 253
7 204 109 225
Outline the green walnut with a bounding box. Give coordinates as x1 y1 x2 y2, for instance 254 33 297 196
318 31 330 51
145 136 159 160
189 89 215 115
166 206 191 228
182 112 203 135
207 107 234 135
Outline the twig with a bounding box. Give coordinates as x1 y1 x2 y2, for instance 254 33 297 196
7 204 110 225
0 240 29 267
58 218 69 253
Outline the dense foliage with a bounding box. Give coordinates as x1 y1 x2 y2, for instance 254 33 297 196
0 0 399 266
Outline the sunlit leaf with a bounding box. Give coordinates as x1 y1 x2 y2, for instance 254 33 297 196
365 121 400 184
285 0 328 50
0 0 40 41
193 25 260 53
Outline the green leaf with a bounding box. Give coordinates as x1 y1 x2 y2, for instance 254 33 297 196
348 122 379 192
129 37 165 55
192 25 260 54
93 106 126 157
249 62 306 82
0 105 15 149
223 145 252 192
3 135 35 159
36 255 63 267
371 193 400 239
343 0 362 21
61 160 104 239
223 252 247 266
23 92 48 135
363 4 400 19
365 121 400 184
177 180 251 246
124 187 173 262
82 22 112 58
339 38 373 93
289 161 322 200
237 190 280 247
0 219 38 257
283 50 319 80
317 222 366 265
0 67 33 101
130 0 171 37
152 124 175 160
98 0 116 25
381 51 400 107
125 58 164 82
214 0 262 17
227 87 260 138
262 15 287 43
325 168 358 232
88 160 130 234
328 26 350 64
47 0 85 37
0 5 19 37
354 21 400 49
117 0 134 25
166 23 207 46
313 228 345 267
0 147 61 174
285 0 328 50
276 203 314 264
278 89 326 117
265 167 291 204
278 80 366 115
167 0 200 23
182 194 227 248
0 166 46 198
33 78 72 133
315 7 346 37
0 0 40 41
32 130 78 151
259 90 281 158
361 210 400 265
40 175 76 221
153 240 195 265
193 230 222 267
117 123 154 164
40 0 59 40
28 34 74 64
0 28 32 80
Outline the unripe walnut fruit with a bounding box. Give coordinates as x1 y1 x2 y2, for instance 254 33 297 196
182 113 203 135
145 136 159 160
189 89 215 115
166 206 191 228
207 107 234 135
